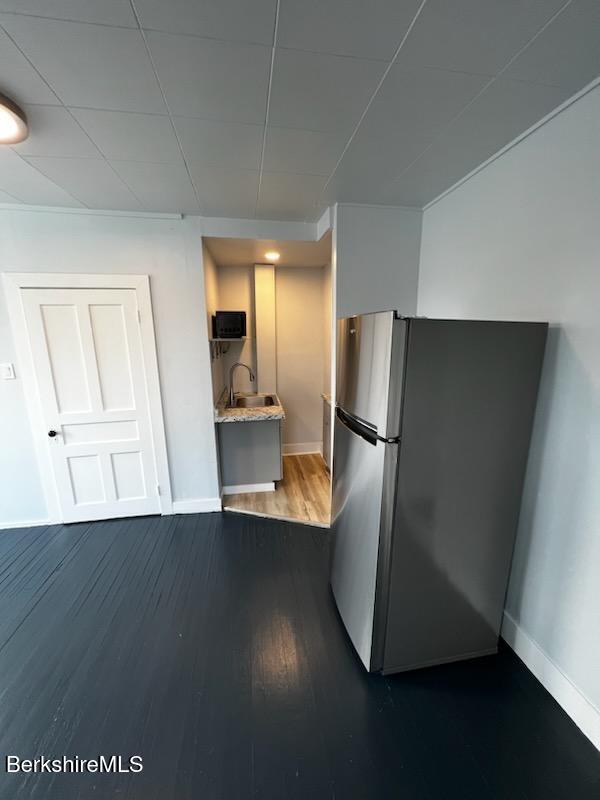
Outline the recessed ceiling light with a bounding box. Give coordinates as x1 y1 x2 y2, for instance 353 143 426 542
265 251 280 262
0 94 28 144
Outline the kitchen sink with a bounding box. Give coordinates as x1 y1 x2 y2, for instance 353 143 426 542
234 394 276 408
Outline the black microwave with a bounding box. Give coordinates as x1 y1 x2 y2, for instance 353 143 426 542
212 311 246 339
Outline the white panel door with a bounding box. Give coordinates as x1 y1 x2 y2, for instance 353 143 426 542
21 287 161 522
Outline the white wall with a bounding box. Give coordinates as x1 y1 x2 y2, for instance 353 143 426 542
254 265 277 393
335 203 422 319
202 243 225 404
0 209 220 525
418 84 600 747
275 267 325 452
322 261 332 397
216 265 256 395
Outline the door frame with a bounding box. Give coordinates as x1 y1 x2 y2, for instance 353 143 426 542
3 272 173 523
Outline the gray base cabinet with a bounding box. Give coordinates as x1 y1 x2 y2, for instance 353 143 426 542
218 420 282 487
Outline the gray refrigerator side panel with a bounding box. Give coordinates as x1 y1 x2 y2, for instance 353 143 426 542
383 319 548 673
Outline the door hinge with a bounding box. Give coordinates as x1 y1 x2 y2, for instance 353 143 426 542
137 309 141 324
156 483 161 496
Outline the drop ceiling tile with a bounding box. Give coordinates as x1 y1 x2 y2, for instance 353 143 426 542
111 160 199 212
146 32 270 123
262 127 345 175
24 155 143 209
277 0 421 60
0 149 84 205
70 108 182 162
269 48 385 133
379 78 569 207
504 5 600 92
0 15 166 112
0 0 137 26
322 132 435 205
321 65 489 201
395 0 567 76
445 78 570 155
257 172 327 221
188 165 259 217
135 0 277 45
0 27 59 105
0 189 22 203
173 117 263 170
363 64 490 137
572 0 600 22
321 167 393 206
11 105 101 158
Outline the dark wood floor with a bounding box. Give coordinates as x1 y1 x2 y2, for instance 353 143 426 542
0 513 598 800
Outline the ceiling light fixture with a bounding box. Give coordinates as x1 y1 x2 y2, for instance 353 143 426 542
0 93 28 144
264 251 280 262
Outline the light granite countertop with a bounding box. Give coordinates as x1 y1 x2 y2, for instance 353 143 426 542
214 390 285 423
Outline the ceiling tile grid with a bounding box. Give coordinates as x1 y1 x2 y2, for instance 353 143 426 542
0 148 85 205
0 26 61 105
0 1 138 27
133 0 277 44
173 116 264 170
0 0 598 219
0 14 167 113
24 155 144 209
12 104 103 158
110 159 199 212
377 79 571 208
70 109 184 163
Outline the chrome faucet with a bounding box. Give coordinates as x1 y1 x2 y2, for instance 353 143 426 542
228 362 255 406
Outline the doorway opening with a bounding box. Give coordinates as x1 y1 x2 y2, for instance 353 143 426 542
202 234 334 527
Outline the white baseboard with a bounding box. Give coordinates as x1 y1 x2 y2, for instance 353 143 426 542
0 518 53 531
222 482 275 495
2 501 224 527
172 497 222 514
502 611 600 751
282 442 323 456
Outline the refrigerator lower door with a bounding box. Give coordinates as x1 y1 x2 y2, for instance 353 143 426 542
331 409 396 671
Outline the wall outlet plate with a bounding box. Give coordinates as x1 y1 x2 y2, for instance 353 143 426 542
0 363 15 380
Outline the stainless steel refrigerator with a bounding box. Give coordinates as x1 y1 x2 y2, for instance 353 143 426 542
331 313 547 674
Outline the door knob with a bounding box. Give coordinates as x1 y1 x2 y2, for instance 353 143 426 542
48 430 57 438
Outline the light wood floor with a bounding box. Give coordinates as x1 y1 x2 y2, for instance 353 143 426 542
223 453 331 526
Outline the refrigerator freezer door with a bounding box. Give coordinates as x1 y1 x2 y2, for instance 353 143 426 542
337 311 401 437
330 409 388 670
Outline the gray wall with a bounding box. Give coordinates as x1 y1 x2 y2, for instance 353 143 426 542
0 210 220 525
334 203 422 319
418 83 600 725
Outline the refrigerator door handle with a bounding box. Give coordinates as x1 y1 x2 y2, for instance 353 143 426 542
336 406 377 445
336 406 400 446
